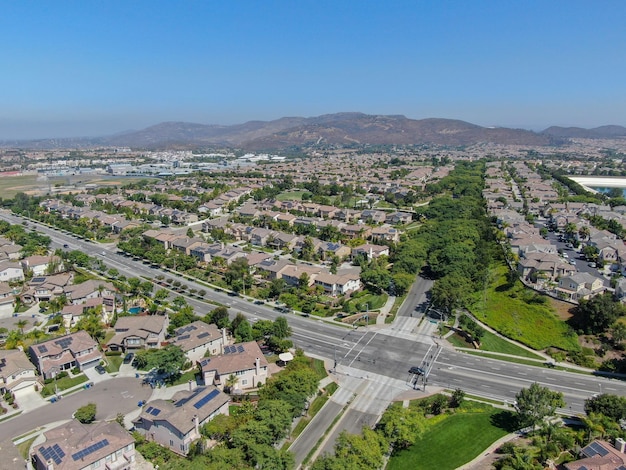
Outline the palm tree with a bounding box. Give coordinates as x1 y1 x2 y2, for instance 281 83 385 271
225 374 238 394
16 319 28 335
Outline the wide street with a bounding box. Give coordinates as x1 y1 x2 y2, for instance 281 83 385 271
0 377 150 442
3 211 626 442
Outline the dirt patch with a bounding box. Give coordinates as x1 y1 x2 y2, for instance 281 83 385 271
549 297 575 321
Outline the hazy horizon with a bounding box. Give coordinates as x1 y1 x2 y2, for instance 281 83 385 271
2 1 625 140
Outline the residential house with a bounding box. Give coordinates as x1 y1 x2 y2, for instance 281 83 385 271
61 297 115 329
370 226 400 243
351 244 390 260
21 273 73 304
317 241 351 261
313 272 362 296
557 272 605 301
564 438 626 470
0 349 39 397
616 277 626 302
31 420 135 470
29 331 102 379
171 321 228 363
133 386 229 456
0 261 24 282
21 255 63 276
0 282 14 307
199 341 270 391
64 280 116 305
385 212 413 225
107 315 169 352
0 242 22 260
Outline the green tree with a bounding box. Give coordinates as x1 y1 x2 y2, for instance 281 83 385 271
515 382 565 429
75 403 97 424
584 393 626 422
208 306 230 329
272 316 291 339
573 293 626 334
376 403 425 451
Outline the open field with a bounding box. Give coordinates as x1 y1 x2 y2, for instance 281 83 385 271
0 174 158 198
388 401 513 470
275 190 308 201
469 265 579 352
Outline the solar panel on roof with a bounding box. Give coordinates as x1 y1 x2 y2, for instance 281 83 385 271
37 345 48 353
32 276 47 283
53 444 65 458
237 345 244 353
150 407 161 416
71 439 109 461
146 406 154 414
193 389 221 409
197 332 210 339
585 441 609 457
178 334 190 341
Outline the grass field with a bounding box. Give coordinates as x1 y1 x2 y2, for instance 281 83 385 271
388 404 513 470
469 265 579 352
445 329 543 359
275 190 309 201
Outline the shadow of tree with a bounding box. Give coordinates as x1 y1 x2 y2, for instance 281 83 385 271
490 410 521 433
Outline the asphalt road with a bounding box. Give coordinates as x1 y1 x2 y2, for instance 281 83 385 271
0 377 150 442
5 213 626 424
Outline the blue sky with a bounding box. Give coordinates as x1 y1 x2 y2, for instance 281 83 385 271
1 1 625 139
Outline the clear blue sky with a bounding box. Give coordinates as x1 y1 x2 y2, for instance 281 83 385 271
1 0 625 139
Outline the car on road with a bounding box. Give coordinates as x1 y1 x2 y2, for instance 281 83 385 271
588 262 596 268
63 244 69 248
95 364 106 375
409 366 425 375
123 353 134 365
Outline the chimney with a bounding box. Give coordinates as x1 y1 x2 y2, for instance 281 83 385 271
616 437 626 453
188 379 193 392
193 414 199 435
46 459 54 470
255 357 260 376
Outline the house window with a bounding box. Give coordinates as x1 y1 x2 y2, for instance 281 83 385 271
170 440 174 447
241 379 248 386
90 460 101 469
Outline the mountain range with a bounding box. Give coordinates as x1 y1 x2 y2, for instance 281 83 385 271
2 113 625 151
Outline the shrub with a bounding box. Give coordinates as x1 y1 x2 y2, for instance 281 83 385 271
75 403 97 424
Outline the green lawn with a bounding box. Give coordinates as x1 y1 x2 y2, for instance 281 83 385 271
469 265 579 352
41 374 88 397
344 291 388 312
447 329 546 360
275 190 309 201
388 407 513 470
105 355 124 373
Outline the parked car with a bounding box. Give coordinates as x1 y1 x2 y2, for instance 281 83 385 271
123 353 134 364
95 365 106 375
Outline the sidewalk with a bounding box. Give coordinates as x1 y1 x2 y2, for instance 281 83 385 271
375 295 397 325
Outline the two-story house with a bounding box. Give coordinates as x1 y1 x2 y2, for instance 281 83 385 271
0 349 39 397
29 331 102 379
132 386 229 456
171 321 229 363
107 315 169 352
199 341 270 391
557 272 606 301
32 420 135 470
